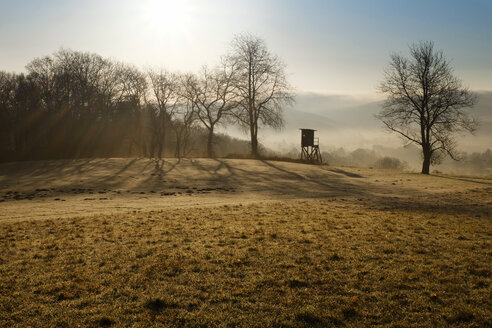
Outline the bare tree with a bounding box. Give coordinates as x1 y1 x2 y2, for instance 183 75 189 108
182 64 238 157
114 64 148 156
172 74 199 158
0 72 33 158
228 34 293 157
378 41 478 174
148 69 181 158
0 72 17 155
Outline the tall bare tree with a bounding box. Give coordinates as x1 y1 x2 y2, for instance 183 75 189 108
114 64 148 156
148 69 181 158
182 64 238 157
173 77 197 158
228 34 293 157
378 41 478 174
0 72 17 156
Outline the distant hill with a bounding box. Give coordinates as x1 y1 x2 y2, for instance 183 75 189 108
257 91 491 156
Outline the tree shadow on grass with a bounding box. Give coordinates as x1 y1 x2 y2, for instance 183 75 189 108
433 174 492 186
327 168 364 178
0 158 489 218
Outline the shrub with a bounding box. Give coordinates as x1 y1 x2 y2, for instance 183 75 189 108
373 157 407 170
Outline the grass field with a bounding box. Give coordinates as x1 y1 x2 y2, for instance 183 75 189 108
0 159 491 327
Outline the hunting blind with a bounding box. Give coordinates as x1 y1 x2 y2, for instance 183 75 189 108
300 128 322 163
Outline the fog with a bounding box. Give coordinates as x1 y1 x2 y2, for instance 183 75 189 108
222 91 492 174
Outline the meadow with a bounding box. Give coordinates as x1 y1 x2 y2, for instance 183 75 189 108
0 159 490 327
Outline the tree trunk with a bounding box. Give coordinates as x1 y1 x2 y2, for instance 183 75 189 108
149 134 155 158
421 145 431 174
157 142 162 159
175 129 181 159
207 126 214 158
250 124 258 158
127 138 133 157
157 131 165 158
141 142 147 158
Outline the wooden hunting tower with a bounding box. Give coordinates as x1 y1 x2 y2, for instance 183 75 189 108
300 128 322 163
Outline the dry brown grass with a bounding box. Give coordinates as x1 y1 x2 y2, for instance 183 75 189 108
1 194 491 327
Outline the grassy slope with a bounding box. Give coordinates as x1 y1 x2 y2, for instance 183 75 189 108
0 159 491 327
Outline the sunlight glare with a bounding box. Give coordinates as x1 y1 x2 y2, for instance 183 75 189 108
140 0 192 34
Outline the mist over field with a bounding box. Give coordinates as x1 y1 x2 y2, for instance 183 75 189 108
239 91 492 174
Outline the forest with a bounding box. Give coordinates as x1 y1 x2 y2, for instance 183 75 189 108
0 35 292 162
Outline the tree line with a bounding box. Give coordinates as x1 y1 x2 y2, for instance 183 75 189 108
0 34 293 162
1 37 479 175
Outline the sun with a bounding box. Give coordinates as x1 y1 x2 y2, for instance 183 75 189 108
140 0 191 33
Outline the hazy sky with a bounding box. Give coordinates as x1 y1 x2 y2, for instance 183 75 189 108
1 0 491 94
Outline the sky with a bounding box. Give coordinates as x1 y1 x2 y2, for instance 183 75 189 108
1 0 491 95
